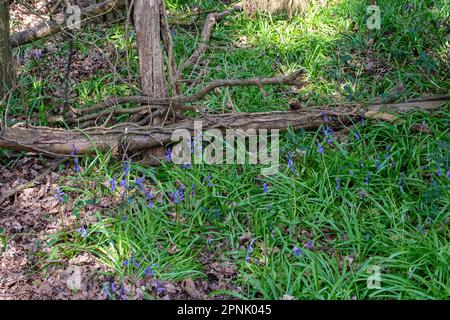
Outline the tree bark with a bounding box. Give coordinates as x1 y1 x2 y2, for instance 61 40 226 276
134 0 166 104
0 99 446 158
0 0 13 96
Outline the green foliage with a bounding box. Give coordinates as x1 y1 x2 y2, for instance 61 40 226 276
1 0 449 299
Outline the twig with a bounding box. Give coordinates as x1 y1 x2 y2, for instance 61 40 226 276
177 6 241 74
0 160 65 207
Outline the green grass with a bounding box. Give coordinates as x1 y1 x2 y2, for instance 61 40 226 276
2 0 449 299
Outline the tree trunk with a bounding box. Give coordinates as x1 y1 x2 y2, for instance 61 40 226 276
133 0 166 122
0 0 13 97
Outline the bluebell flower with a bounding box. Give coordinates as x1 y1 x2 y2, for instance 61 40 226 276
74 158 80 173
317 143 324 154
321 112 328 123
293 246 302 256
71 144 80 173
263 182 268 194
165 147 172 162
436 169 442 177
119 285 125 300
33 49 43 60
335 178 342 191
123 259 129 266
109 179 117 192
122 161 130 176
287 153 299 176
321 126 333 144
79 225 87 238
104 285 111 300
148 201 153 209
131 256 139 268
376 157 381 171
110 279 116 293
144 265 155 277
364 173 370 185
354 132 359 140
245 239 256 262
191 184 196 197
447 171 450 179
155 280 165 294
305 239 314 250
55 188 65 202
205 174 214 187
136 176 144 192
171 190 183 204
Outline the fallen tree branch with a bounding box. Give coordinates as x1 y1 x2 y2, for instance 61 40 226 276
64 69 306 125
1 98 447 158
178 6 242 73
11 0 125 48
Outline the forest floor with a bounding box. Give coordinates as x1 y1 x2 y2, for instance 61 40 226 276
1 0 449 300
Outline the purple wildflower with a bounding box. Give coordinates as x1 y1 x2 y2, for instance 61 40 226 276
436 169 442 177
55 188 65 202
33 49 43 60
136 176 144 192
79 225 87 238
131 256 139 268
205 174 214 187
335 178 342 191
71 144 80 173
447 171 450 179
354 132 359 140
364 173 370 185
144 265 155 277
317 143 324 154
191 184 196 197
321 126 333 144
155 280 165 294
263 182 268 194
119 285 125 300
245 239 256 262
119 179 128 189
293 246 302 256
321 112 328 123
305 239 314 250
123 259 129 267
109 179 117 192
104 285 111 300
287 155 298 176
165 147 172 162
110 279 116 293
74 158 80 173
122 161 130 176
